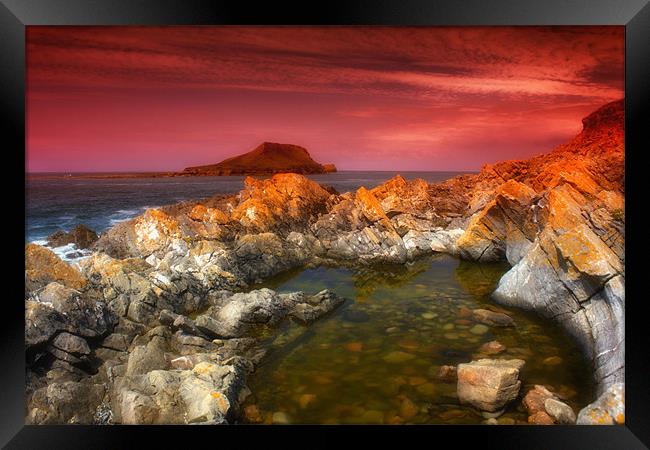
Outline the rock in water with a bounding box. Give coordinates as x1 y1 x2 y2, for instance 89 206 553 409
47 224 99 249
544 398 576 424
472 309 515 327
457 359 525 412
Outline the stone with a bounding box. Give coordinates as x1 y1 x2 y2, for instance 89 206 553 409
472 309 515 327
37 282 116 339
528 411 555 425
27 381 105 424
543 356 563 366
25 244 87 291
478 340 506 355
382 351 416 364
272 411 291 424
437 365 457 383
298 394 317 409
344 342 363 353
171 356 194 370
289 290 345 324
120 390 158 424
399 397 418 421
457 359 525 412
469 324 489 335
125 338 168 377
51 332 90 356
522 385 557 416
243 404 263 423
577 383 624 425
47 224 98 249
544 398 576 424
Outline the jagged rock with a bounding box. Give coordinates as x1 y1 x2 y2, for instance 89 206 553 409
38 282 116 339
25 300 69 348
289 290 345 324
457 359 525 412
437 365 457 383
27 381 106 424
116 360 247 424
196 289 289 338
24 100 626 425
51 332 90 356
25 244 87 291
47 224 99 249
125 337 169 377
577 383 624 425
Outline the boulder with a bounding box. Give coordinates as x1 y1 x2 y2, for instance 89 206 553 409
457 359 525 412
38 282 116 339
25 244 87 291
289 290 345 324
577 383 624 425
47 224 98 249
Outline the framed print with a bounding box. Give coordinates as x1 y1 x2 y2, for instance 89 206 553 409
2 0 649 448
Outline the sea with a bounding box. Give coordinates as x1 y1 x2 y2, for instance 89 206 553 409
26 171 470 261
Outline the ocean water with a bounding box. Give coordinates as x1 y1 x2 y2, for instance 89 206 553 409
25 171 468 245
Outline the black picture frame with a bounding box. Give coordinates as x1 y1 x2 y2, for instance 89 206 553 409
3 0 649 448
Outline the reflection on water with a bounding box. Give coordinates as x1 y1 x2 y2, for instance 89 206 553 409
243 254 595 424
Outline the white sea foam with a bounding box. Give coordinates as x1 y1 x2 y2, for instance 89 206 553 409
29 240 92 264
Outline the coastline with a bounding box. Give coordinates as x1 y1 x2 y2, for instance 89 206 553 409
24 100 625 425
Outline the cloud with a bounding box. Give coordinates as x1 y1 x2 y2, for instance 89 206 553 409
26 26 624 172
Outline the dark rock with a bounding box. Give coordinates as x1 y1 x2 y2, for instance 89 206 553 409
47 224 99 249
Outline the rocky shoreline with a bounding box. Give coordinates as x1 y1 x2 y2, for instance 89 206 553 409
25 99 624 425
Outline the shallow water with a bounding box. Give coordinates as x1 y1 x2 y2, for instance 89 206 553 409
242 254 595 425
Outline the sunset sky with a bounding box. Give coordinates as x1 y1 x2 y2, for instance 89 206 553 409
26 26 624 173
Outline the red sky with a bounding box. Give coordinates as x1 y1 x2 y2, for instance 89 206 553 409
26 26 624 173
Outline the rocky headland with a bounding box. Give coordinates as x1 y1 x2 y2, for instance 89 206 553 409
25 99 624 425
181 142 337 176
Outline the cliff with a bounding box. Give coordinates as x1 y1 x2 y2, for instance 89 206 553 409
181 142 337 176
25 99 624 425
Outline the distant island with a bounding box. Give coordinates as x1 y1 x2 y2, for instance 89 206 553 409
181 142 337 176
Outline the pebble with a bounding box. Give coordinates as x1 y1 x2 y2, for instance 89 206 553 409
443 333 459 340
397 339 420 351
243 404 263 423
479 340 506 355
344 342 363 352
359 409 384 424
421 312 437 320
543 356 563 366
272 411 291 424
416 383 436 396
443 323 455 330
399 397 418 421
386 327 399 333
298 394 317 409
469 324 489 335
383 351 416 363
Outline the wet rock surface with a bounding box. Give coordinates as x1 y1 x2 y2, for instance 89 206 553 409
25 100 624 424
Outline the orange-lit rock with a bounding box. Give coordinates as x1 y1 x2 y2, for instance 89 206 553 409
25 244 87 291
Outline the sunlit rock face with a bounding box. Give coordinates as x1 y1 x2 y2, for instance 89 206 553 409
25 99 625 424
